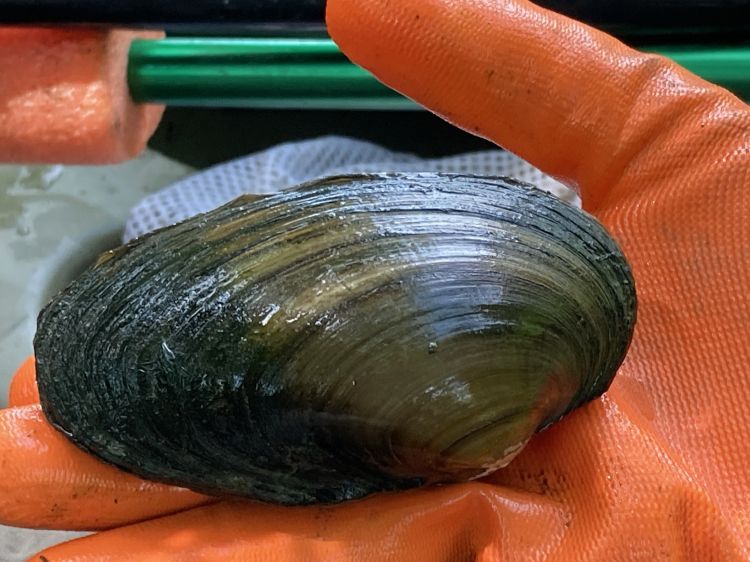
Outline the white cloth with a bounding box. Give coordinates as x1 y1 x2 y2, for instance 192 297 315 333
124 136 577 242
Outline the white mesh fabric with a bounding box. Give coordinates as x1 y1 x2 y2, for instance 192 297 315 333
123 136 577 242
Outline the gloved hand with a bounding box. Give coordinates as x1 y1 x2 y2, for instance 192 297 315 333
2 0 749 559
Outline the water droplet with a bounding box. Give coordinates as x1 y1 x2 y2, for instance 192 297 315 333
161 341 176 360
15 221 31 236
14 165 64 191
40 165 64 189
260 304 280 326
285 311 305 324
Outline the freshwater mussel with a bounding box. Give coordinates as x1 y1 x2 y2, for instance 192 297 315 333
34 173 636 505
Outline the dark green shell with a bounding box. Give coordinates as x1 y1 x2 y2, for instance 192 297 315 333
34 173 636 505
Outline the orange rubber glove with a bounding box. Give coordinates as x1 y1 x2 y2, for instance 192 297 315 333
1 0 749 559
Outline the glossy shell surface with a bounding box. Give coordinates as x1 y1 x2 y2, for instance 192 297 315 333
35 173 636 505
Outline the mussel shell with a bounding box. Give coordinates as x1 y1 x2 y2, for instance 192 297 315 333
35 173 636 505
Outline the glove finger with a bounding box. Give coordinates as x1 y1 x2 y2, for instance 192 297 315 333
327 0 750 553
28 483 565 562
0 405 212 531
8 356 39 407
326 0 748 212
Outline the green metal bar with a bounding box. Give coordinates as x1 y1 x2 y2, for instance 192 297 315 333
128 38 413 110
128 38 750 110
